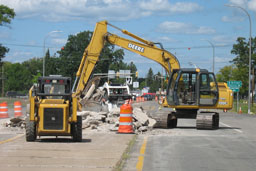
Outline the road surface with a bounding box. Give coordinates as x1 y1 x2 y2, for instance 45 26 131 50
0 130 134 171
124 102 256 171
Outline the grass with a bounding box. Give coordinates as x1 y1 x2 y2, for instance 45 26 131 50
0 97 29 109
231 100 256 114
113 134 137 171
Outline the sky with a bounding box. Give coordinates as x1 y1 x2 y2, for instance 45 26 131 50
1 0 256 77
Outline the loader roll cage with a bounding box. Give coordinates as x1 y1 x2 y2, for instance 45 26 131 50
36 76 72 99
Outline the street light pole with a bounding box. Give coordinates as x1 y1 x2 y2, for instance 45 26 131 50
43 30 62 77
203 40 215 73
225 4 252 114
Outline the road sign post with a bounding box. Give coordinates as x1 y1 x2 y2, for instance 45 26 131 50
227 81 242 113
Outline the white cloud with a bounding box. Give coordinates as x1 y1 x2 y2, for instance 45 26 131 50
157 21 215 34
51 38 67 45
158 36 179 43
229 0 248 6
248 0 256 11
139 0 202 13
212 35 236 44
215 56 232 63
4 50 33 63
0 31 11 39
1 0 202 22
221 15 244 22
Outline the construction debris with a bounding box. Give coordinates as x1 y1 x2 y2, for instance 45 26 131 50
0 116 26 129
78 106 156 133
0 105 156 134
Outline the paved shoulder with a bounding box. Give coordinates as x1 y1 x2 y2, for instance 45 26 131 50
0 132 134 171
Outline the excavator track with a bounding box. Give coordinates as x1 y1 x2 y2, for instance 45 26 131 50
148 109 177 128
149 110 169 128
196 112 219 130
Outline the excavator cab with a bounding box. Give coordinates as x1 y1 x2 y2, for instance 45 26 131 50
167 68 219 108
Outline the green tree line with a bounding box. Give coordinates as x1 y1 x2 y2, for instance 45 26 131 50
1 31 140 95
216 37 256 97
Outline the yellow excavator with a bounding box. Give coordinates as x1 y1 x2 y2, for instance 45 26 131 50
72 20 233 129
26 21 233 141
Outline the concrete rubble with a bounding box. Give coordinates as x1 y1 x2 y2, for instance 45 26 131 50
78 105 156 133
0 105 156 134
0 116 26 129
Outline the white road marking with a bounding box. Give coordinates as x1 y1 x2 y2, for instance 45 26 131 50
220 122 243 133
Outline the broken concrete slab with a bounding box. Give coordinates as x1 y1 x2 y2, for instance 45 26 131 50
133 107 149 125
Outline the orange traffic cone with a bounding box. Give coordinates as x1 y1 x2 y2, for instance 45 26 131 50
223 109 227 112
14 101 23 117
118 103 134 134
239 107 242 114
0 102 9 118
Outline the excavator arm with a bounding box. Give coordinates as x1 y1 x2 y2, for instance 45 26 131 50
105 32 180 75
73 20 180 99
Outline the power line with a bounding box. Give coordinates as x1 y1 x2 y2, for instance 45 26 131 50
165 44 232 50
1 42 62 49
2 42 233 50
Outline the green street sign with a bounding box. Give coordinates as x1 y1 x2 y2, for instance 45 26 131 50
227 81 242 89
231 88 239 92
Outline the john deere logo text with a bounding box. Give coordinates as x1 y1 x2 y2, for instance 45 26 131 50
128 43 144 53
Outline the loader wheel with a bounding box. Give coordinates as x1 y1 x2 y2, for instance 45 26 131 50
25 119 36 142
72 116 82 142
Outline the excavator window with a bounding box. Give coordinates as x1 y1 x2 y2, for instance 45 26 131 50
166 71 178 105
199 73 218 106
177 72 197 105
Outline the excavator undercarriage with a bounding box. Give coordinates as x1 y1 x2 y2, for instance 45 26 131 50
150 109 219 130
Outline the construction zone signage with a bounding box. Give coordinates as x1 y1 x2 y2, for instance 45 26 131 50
128 43 144 53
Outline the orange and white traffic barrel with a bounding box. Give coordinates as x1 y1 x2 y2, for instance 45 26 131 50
14 101 23 117
118 103 134 134
0 102 9 118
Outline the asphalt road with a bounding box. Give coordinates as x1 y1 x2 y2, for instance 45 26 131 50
124 102 256 171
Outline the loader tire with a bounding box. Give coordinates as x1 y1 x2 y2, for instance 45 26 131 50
72 116 82 142
25 119 36 142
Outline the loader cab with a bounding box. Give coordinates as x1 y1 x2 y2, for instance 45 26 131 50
36 76 72 100
166 68 218 107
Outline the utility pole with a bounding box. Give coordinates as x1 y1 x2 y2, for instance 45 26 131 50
1 65 4 97
225 4 252 114
252 66 255 109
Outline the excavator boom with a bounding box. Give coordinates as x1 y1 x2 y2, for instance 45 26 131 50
73 20 180 98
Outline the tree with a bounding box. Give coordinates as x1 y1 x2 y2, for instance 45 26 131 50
57 31 125 83
4 62 31 92
229 37 256 96
22 58 42 86
216 65 234 82
0 5 15 96
44 49 60 76
0 45 8 66
0 5 15 26
146 68 154 86
0 5 15 65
